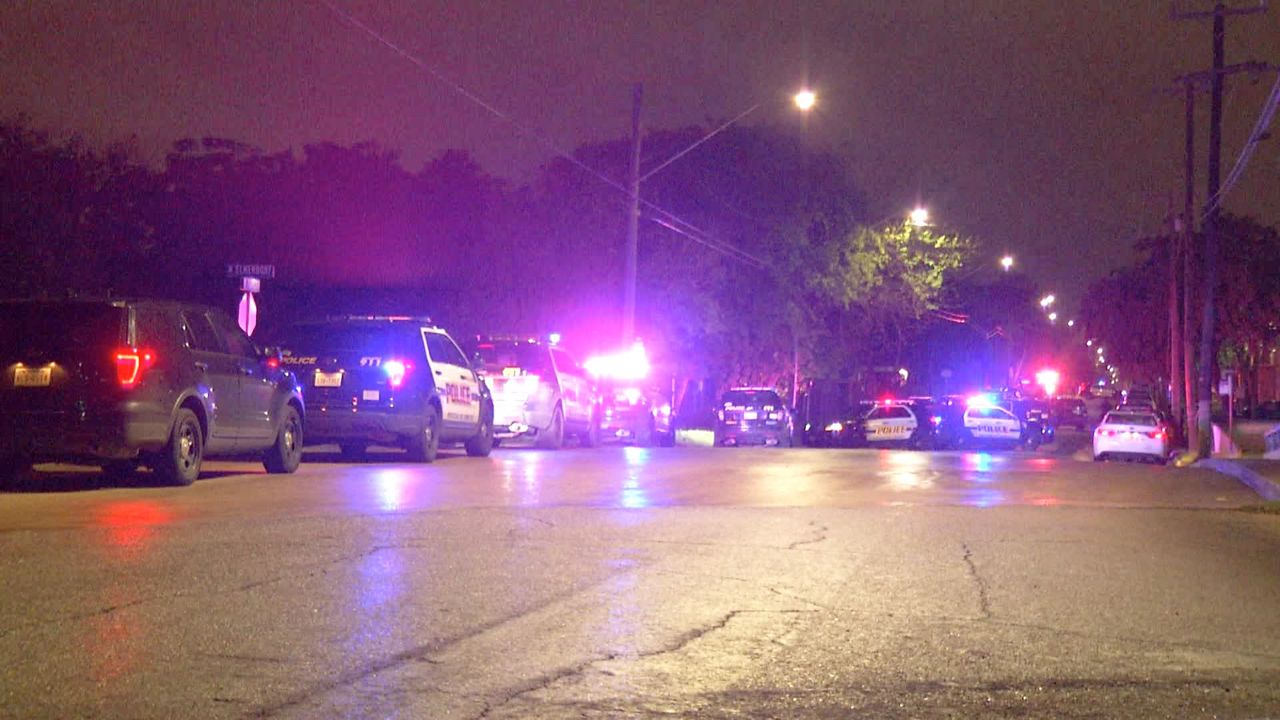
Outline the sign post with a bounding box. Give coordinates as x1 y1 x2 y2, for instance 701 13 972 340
228 264 274 337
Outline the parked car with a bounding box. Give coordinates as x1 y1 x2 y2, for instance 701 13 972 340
934 396 1023 450
861 399 934 449
0 297 305 485
1093 409 1169 464
1051 396 1089 431
596 381 675 446
274 316 493 462
473 336 599 449
713 387 793 447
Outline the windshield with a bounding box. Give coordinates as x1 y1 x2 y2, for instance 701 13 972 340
0 302 125 355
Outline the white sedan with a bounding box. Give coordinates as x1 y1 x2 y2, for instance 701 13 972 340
1093 410 1169 464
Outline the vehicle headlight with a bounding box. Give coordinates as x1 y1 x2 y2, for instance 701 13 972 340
824 421 843 432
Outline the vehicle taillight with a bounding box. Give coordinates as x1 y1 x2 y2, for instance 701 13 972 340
1146 430 1165 439
115 347 156 388
382 359 411 389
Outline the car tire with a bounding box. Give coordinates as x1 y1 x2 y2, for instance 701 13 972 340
153 408 202 486
537 406 565 450
263 406 303 474
465 405 495 457
406 405 441 463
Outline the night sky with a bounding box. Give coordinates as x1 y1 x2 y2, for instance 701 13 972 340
3 1 1278 311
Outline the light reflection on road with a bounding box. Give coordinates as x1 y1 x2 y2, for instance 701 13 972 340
620 447 651 509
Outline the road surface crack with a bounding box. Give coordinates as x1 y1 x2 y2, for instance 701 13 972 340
786 522 829 550
961 542 992 619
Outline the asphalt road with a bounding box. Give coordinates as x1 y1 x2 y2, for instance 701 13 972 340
1 440 1277 719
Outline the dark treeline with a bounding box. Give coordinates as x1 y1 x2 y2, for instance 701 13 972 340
2 116 976 393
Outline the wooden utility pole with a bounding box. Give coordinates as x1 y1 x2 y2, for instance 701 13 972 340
1173 1 1268 456
622 83 644 344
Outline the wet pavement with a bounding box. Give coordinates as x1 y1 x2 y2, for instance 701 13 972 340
1 444 1277 718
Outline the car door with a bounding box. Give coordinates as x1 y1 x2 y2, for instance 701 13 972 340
180 309 241 450
551 348 592 428
422 329 481 431
209 310 276 446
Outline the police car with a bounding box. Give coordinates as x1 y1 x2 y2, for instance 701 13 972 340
861 399 933 448
274 316 494 462
936 395 1023 449
473 336 600 449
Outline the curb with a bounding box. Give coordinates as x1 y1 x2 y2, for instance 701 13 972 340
1193 459 1280 501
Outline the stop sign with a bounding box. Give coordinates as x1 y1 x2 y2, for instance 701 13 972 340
238 292 258 336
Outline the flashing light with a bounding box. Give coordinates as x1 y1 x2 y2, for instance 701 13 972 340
1034 369 1061 397
115 347 156 388
882 398 896 406
824 421 843 432
382 359 410 389
621 387 642 405
930 415 942 425
966 394 997 409
548 332 561 346
658 403 672 416
584 341 650 381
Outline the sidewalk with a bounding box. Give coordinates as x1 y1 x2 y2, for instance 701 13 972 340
1194 457 1280 501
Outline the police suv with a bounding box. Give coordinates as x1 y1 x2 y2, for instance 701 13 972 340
935 396 1023 449
275 317 493 462
473 337 600 449
861 399 933 448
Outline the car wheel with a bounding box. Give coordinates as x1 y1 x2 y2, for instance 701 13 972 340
100 460 138 483
406 405 441 463
153 408 202 486
537 406 565 450
1093 453 1105 462
339 443 367 460
263 406 303 474
465 405 495 457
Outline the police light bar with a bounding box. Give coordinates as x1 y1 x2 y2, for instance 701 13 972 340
584 341 650 381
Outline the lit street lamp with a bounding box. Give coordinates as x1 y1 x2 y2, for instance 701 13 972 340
909 207 930 227
1048 312 1058 322
1039 294 1056 308
1000 255 1014 271
1067 319 1075 328
623 87 817 341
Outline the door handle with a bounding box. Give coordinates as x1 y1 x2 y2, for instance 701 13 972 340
194 361 209 372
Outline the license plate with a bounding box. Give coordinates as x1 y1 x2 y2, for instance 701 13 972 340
362 390 380 402
744 411 759 420
13 367 51 387
314 371 343 387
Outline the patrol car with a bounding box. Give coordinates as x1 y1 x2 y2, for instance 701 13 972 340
935 396 1023 449
713 387 793 447
861 399 933 449
273 317 493 462
473 336 600 449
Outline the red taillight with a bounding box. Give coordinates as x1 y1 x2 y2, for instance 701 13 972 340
266 357 280 369
1146 430 1165 439
115 347 156 388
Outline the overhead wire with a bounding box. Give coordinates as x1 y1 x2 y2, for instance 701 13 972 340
1202 69 1280 218
315 0 766 267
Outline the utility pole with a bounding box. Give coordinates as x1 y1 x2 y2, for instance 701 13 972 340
1173 1 1268 457
622 83 644 344
1182 80 1198 448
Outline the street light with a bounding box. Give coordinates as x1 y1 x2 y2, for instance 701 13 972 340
1067 319 1075 328
1000 255 1014 271
1039 294 1056 308
909 207 930 227
1048 312 1058 322
623 87 817 341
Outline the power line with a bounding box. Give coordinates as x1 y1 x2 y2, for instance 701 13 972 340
1203 68 1280 216
315 0 764 266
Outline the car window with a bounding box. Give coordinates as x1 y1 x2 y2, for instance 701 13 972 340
209 311 256 358
0 302 125 355
476 342 552 374
182 311 223 353
135 307 183 352
723 390 783 407
551 348 582 377
424 331 467 367
886 406 912 419
1105 412 1157 426
865 407 886 420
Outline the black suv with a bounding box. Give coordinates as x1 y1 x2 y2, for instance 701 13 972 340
273 317 494 462
0 298 305 486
